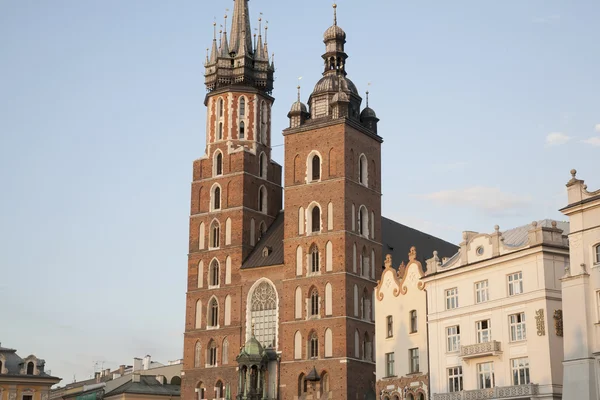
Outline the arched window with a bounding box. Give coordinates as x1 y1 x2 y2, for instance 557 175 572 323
197 382 206 399
358 206 368 237
239 121 245 139
259 221 267 239
218 98 224 118
418 393 425 400
310 289 319 316
217 122 223 140
294 331 302 360
260 101 268 144
222 338 229 365
194 341 202 367
296 246 303 276
410 310 418 333
248 280 278 348
215 381 224 398
321 372 330 393
311 206 321 232
195 300 202 329
353 284 359 317
298 373 305 396
209 260 220 287
324 328 333 357
325 283 333 315
240 97 246 117
199 222 205 250
259 152 266 178
595 244 600 264
309 331 318 358
212 185 221 211
354 330 360 358
310 244 320 273
214 151 223 176
312 154 321 181
224 295 231 325
207 340 217 366
208 298 219 327
197 260 204 288
295 287 302 319
359 154 368 186
210 221 220 248
361 288 370 320
225 256 232 284
406 394 414 400
361 246 369 277
170 376 181 385
26 361 34 375
258 186 267 213
363 332 372 361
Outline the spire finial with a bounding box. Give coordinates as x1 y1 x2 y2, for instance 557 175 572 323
333 3 338 25
265 21 269 44
366 82 371 107
297 77 302 102
223 11 228 33
205 48 209 62
213 21 217 40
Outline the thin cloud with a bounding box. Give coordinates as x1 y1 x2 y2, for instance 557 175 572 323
582 137 600 147
545 132 571 146
533 15 560 24
595 123 600 132
417 186 532 217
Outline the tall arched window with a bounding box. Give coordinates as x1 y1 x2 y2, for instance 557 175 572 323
215 381 224 398
358 206 368 237
199 222 205 250
298 373 305 396
312 155 321 181
309 331 318 359
197 383 206 400
260 101 268 144
310 244 320 273
217 122 223 140
363 332 372 361
295 332 302 360
207 340 217 366
325 283 333 315
359 154 368 186
195 300 202 329
210 221 220 248
194 341 202 367
222 338 229 365
212 185 221 210
324 328 333 357
208 298 219 327
259 152 266 178
218 98 224 118
214 152 223 176
361 246 369 277
26 361 34 375
239 97 246 117
209 260 219 287
310 289 319 316
311 206 321 232
248 280 278 348
258 186 267 213
239 121 245 139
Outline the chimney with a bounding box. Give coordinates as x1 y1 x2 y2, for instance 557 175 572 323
133 358 143 372
104 368 110 378
95 372 101 383
142 355 151 370
132 373 141 383
119 365 126 375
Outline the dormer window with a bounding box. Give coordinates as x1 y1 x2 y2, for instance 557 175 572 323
262 246 272 257
27 361 34 375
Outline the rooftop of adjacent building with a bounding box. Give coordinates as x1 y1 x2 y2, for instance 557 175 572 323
104 375 181 399
0 342 61 382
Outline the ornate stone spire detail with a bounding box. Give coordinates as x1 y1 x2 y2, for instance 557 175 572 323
229 0 252 55
209 22 218 64
219 14 230 57
255 17 266 61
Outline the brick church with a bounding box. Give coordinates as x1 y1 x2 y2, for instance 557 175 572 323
182 1 456 399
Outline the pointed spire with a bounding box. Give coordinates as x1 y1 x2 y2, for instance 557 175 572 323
333 3 338 25
205 48 209 64
220 13 230 56
271 53 275 70
263 22 270 61
366 91 369 107
230 0 253 55
255 17 266 60
209 22 218 63
297 85 301 102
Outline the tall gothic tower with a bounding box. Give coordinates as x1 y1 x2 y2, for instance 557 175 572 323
280 4 382 399
182 1 281 398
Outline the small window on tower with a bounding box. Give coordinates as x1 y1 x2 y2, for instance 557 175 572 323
311 206 321 233
240 97 246 117
239 121 245 139
312 155 321 181
310 290 319 316
310 244 320 273
219 98 224 118
215 152 223 176
213 186 221 210
218 122 223 140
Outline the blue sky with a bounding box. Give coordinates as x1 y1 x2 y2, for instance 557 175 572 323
0 0 598 385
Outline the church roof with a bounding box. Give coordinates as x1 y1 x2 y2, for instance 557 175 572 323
240 212 458 271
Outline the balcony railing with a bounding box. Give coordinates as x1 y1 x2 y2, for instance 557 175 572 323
432 384 539 400
459 340 502 359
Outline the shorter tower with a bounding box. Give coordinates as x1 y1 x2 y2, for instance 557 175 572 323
560 169 600 400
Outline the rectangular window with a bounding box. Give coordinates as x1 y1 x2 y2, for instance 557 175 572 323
508 272 523 296
511 358 530 385
410 310 418 333
448 366 463 392
595 245 600 264
446 287 459 310
409 348 419 373
446 325 460 352
509 312 527 341
23 396 33 400
476 319 491 343
475 280 489 303
385 352 395 377
386 315 393 338
477 362 494 389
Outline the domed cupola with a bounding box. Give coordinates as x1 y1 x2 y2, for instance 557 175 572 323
288 86 310 128
360 91 379 134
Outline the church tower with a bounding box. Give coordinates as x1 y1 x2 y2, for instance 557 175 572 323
280 5 382 399
182 1 281 399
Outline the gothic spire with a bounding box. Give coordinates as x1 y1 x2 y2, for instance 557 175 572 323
255 17 266 60
209 22 218 64
229 0 253 55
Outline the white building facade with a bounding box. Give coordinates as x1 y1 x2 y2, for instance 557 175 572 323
375 248 429 400
423 221 568 400
560 169 600 400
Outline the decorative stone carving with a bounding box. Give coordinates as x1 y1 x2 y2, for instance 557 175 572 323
408 246 417 261
8 391 17 400
554 310 563 337
535 309 545 336
384 254 392 269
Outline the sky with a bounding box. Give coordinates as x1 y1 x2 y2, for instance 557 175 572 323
1 0 599 386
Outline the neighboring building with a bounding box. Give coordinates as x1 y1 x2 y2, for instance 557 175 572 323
560 169 600 400
51 356 181 400
0 344 61 400
375 248 432 400
422 220 568 400
103 375 180 400
181 2 455 399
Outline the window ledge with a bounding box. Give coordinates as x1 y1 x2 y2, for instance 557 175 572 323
207 325 220 331
208 285 220 290
509 339 527 344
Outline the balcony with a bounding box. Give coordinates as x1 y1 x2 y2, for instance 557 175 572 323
459 341 502 359
432 384 539 400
